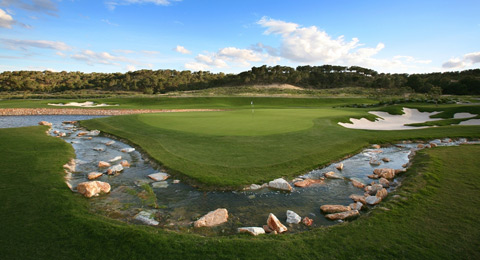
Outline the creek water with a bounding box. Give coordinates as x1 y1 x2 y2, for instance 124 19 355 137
0 115 474 235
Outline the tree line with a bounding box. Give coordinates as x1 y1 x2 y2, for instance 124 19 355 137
0 65 479 95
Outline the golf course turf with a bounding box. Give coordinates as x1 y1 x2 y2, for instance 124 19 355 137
0 125 479 259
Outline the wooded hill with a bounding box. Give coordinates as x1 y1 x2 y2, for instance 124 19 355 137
1 65 479 95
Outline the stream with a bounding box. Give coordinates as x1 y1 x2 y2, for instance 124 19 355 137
1 115 476 235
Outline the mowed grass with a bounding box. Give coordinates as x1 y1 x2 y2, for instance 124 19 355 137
1 126 479 259
82 101 480 188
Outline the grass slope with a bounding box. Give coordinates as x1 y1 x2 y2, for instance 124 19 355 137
0 126 479 259
81 103 480 188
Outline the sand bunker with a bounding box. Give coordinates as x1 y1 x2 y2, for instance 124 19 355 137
338 108 443 130
48 101 118 108
453 112 477 119
459 119 480 125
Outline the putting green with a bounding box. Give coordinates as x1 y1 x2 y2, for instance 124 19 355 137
138 109 336 136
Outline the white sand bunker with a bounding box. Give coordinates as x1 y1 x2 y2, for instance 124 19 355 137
48 101 118 107
453 112 477 119
339 108 443 130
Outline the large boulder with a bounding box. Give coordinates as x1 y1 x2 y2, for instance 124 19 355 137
238 227 265 236
77 181 111 198
194 208 228 228
320 205 351 214
148 172 170 181
294 178 324 188
267 213 288 233
268 178 292 192
286 210 301 224
325 210 359 221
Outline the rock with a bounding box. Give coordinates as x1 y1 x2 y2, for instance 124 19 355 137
373 168 396 179
107 164 124 175
108 156 122 162
93 147 105 152
238 227 265 236
376 188 388 199
267 213 288 233
430 142 437 148
294 178 324 187
63 159 76 172
86 130 100 136
148 172 170 181
324 171 342 179
395 169 406 175
87 137 93 140
248 184 262 190
372 144 381 149
134 211 159 226
365 184 384 195
349 194 367 205
381 157 390 162
172 180 180 184
335 163 344 170
120 160 131 168
121 147 135 153
77 131 88 137
286 210 301 224
417 144 425 148
262 225 273 233
268 178 293 192
87 172 103 180
77 181 111 198
351 179 365 189
151 181 168 188
320 205 351 213
379 177 390 188
349 202 363 211
194 208 228 228
105 140 115 146
98 161 111 168
62 121 77 125
367 174 379 179
38 121 52 126
365 195 382 205
369 159 381 166
325 210 359 220
302 217 313 226
134 179 153 187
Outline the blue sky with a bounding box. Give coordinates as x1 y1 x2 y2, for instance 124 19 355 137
0 0 479 74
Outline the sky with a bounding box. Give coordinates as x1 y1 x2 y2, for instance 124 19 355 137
0 0 479 74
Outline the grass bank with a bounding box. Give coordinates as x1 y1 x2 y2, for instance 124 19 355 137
0 126 478 259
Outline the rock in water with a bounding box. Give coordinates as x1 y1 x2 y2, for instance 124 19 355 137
351 179 365 189
151 181 168 189
105 140 115 146
365 195 382 205
120 160 130 168
134 211 159 226
349 202 363 211
93 147 105 152
335 163 344 170
302 217 313 226
148 172 170 181
38 121 52 127
324 171 342 179
267 213 288 233
247 184 262 190
365 184 384 195
98 161 111 168
373 168 396 179
108 156 122 162
268 178 292 192
382 157 391 162
121 148 135 153
320 205 351 213
194 208 228 228
294 178 324 187
325 210 359 221
77 181 111 198
376 188 388 199
349 194 367 205
63 159 76 172
87 172 103 180
238 227 265 236
107 164 124 175
286 210 301 224
379 177 390 188
372 144 381 149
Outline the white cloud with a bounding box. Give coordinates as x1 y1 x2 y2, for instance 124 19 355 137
0 38 72 51
71 49 154 71
442 52 480 69
184 61 211 71
101 19 119 26
0 8 13 28
0 0 58 16
105 0 180 10
393 55 432 64
174 45 191 54
142 50 159 55
126 65 136 71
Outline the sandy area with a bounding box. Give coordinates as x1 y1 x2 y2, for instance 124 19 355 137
48 101 118 107
338 108 442 130
453 112 477 119
252 84 303 90
459 119 480 125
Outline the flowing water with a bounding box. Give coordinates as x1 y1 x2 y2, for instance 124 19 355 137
1 115 475 235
